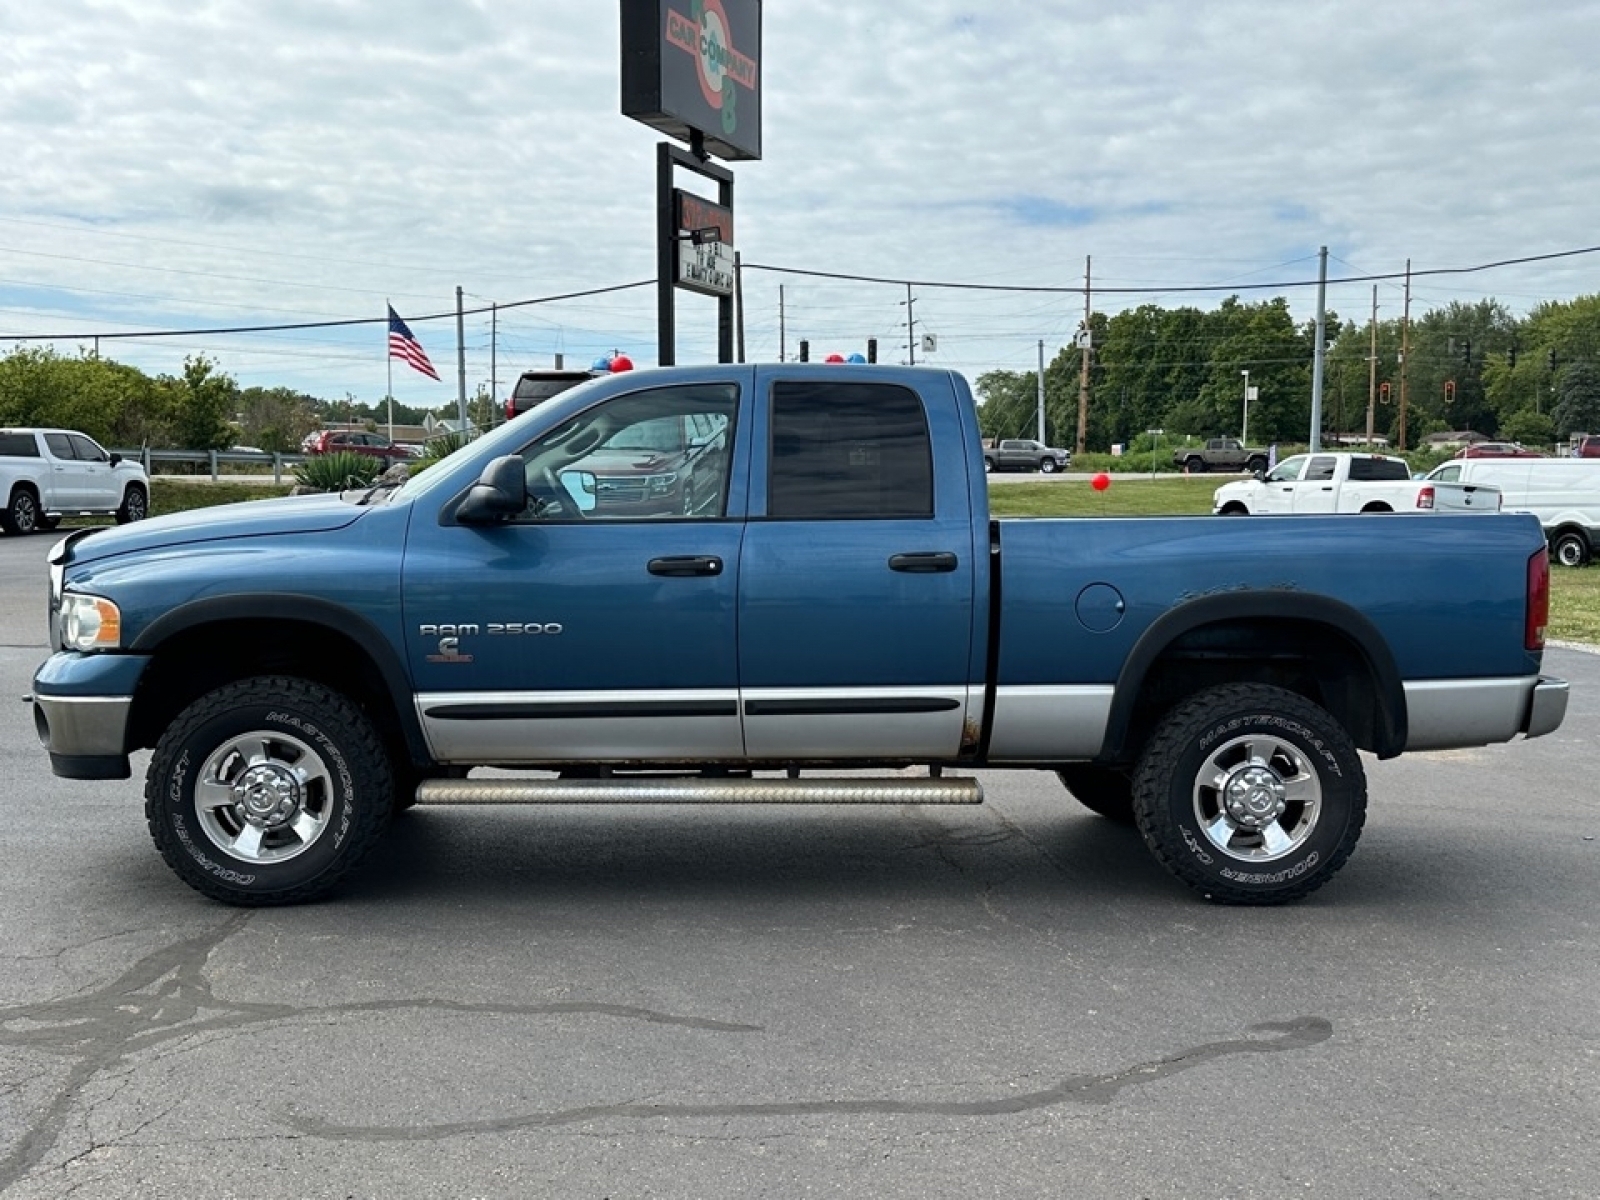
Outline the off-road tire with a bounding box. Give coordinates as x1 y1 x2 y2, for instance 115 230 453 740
1056 765 1135 823
145 676 393 906
1131 683 1367 905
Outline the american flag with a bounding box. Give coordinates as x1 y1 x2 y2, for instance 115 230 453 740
387 305 440 381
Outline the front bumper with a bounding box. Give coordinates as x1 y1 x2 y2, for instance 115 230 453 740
31 651 151 780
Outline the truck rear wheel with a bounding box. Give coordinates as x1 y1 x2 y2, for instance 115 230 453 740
1131 683 1366 905
1551 530 1590 568
144 676 393 906
1 487 41 535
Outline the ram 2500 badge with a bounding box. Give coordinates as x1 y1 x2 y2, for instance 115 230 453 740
30 365 1567 908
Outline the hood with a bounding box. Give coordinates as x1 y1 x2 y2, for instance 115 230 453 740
60 490 371 565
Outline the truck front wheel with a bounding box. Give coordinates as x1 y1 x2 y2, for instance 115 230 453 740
144 676 393 906
116 483 148 524
1039 458 1058 474
1131 683 1366 905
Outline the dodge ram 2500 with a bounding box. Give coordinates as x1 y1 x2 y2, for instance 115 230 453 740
30 365 1567 908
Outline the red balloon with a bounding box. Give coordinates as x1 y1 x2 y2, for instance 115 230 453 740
824 353 846 363
608 354 634 372
1091 472 1111 492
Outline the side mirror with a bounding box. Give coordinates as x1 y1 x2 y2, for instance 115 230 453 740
456 455 527 523
108 453 122 467
558 469 598 513
1253 467 1266 480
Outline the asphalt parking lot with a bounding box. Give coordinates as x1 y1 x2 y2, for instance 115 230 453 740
1 530 1597 1199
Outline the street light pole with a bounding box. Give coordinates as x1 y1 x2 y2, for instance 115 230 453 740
1241 369 1251 444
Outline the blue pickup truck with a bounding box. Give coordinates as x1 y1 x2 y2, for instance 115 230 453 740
31 365 1568 907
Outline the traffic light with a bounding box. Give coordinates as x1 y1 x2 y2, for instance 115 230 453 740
1462 338 1471 365
1444 379 1456 404
799 340 810 363
1508 346 1517 368
1379 381 1391 404
1547 349 1558 371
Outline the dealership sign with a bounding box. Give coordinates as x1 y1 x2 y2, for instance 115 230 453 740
621 0 763 161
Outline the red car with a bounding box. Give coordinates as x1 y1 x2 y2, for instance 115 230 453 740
1572 435 1600 458
1454 442 1544 459
301 429 413 465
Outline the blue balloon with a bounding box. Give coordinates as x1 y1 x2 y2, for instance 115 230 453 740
591 355 613 371
846 353 867 364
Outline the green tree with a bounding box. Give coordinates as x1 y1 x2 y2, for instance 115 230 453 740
162 356 238 451
1550 362 1600 439
237 386 321 453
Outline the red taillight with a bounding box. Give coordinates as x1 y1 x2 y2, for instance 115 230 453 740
1415 486 1435 510
1527 548 1549 651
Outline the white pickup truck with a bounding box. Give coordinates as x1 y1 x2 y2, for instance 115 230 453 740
1212 451 1500 515
0 428 150 535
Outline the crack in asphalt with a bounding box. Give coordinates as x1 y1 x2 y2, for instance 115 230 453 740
282 1016 1334 1142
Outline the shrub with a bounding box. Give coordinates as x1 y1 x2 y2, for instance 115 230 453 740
293 451 382 491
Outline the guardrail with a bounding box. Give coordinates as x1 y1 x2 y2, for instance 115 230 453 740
115 449 306 484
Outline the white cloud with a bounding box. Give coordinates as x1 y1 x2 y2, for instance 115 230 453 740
0 0 1596 396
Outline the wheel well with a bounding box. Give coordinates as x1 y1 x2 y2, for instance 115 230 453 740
7 481 39 503
1218 502 1249 515
1359 502 1394 512
127 618 415 767
1111 616 1395 764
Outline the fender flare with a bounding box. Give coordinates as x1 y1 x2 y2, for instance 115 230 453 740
1098 590 1408 761
129 594 427 761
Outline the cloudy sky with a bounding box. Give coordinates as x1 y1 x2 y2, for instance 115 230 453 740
2 0 1597 406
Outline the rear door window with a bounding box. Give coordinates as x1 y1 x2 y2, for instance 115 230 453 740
767 382 933 519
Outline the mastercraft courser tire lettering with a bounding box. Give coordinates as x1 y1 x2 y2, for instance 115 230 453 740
144 676 392 906
1131 683 1367 905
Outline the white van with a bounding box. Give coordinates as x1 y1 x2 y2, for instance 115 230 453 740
1426 457 1600 566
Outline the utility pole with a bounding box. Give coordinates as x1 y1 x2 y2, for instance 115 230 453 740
778 284 786 363
456 285 468 433
1398 260 1412 452
905 283 917 365
1037 340 1046 443
1366 286 1378 447
734 251 746 363
489 303 497 424
1075 255 1091 455
1309 246 1328 451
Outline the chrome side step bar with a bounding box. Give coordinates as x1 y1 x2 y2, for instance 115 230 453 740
414 776 984 806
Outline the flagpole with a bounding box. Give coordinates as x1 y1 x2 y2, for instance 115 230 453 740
385 300 394 441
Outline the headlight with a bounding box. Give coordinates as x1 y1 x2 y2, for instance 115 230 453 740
647 472 680 495
59 594 122 652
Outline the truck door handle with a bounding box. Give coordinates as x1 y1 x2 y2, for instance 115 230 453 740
648 555 723 577
889 552 959 573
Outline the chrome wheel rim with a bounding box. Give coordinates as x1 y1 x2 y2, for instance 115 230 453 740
195 731 335 863
1191 732 1322 862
